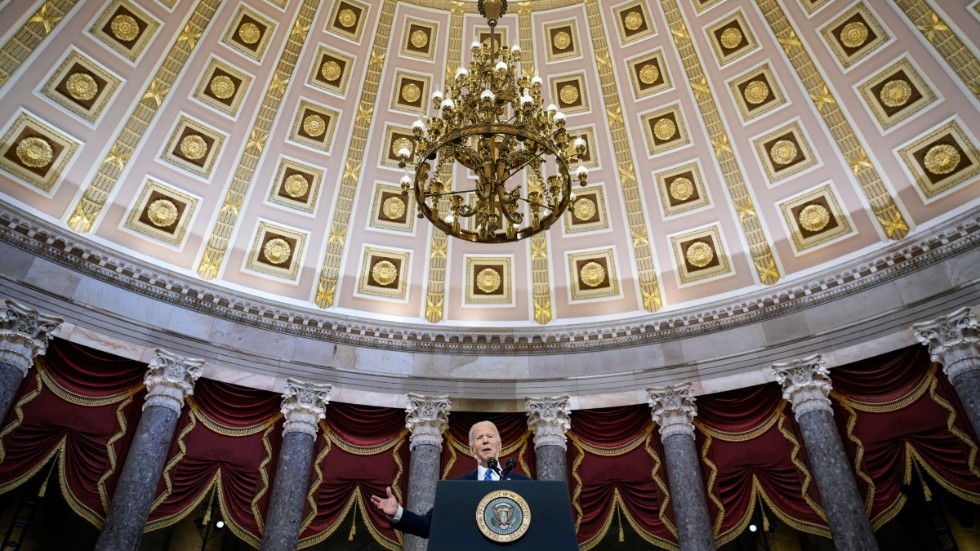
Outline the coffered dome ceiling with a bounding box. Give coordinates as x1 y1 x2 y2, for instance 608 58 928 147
0 0 977 355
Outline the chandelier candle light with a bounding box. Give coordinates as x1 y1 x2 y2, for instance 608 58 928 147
397 0 589 243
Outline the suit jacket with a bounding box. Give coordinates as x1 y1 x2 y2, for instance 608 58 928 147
392 469 530 538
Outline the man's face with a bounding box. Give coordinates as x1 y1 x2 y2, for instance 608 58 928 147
469 422 501 466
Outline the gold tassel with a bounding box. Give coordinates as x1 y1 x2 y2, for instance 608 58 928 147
914 461 933 502
762 511 770 533
38 461 56 498
348 503 357 541
616 505 624 543
203 486 216 525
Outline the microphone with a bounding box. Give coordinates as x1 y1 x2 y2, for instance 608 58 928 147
487 457 500 474
500 458 516 478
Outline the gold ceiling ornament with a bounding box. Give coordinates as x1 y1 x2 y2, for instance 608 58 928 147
337 8 357 28
668 176 694 201
179 135 208 160
579 261 605 288
371 260 398 285
839 21 868 48
66 72 98 101
559 84 579 105
398 0 588 243
401 82 421 103
410 29 429 49
238 22 261 45
769 139 797 165
653 118 677 141
263 238 292 265
110 14 140 42
743 80 770 105
685 241 714 268
624 12 643 31
639 63 660 85
552 31 571 50
303 114 326 137
382 196 406 219
320 60 341 81
392 137 412 158
798 204 831 232
283 174 309 198
923 144 960 175
879 80 912 108
147 199 179 227
476 267 502 293
572 197 596 221
209 75 236 99
720 27 743 49
16 137 54 168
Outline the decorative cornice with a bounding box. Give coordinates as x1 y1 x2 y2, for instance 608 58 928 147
0 203 976 356
772 354 833 420
0 298 62 377
525 395 571 450
143 348 204 413
913 307 980 382
405 394 451 450
281 378 332 437
647 383 697 440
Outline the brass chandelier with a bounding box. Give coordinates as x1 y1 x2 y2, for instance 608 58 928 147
397 0 588 243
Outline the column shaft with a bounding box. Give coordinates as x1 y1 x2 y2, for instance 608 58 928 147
0 363 24 423
404 442 440 551
949 368 980 438
260 431 316 551
662 434 715 551
95 405 180 551
534 445 567 482
796 409 878 550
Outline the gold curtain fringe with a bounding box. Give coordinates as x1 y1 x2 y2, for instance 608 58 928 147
834 399 877 513
776 412 827 522
644 432 676 537
568 425 653 456
187 397 281 437
829 363 936 413
0 371 42 463
326 427 407 455
698 432 727 536
36 357 141 408
96 395 134 511
250 424 276 533
928 377 980 479
694 402 787 442
149 412 197 513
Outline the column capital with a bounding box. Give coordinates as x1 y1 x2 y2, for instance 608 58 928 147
143 349 204 413
0 299 64 377
913 307 980 381
647 383 697 439
525 395 571 450
405 394 451 450
772 353 832 419
281 379 332 437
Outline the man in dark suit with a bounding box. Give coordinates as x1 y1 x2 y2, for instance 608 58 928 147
370 420 530 538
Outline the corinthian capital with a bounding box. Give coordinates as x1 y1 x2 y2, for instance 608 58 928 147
647 383 697 440
405 394 451 450
772 354 833 420
0 299 64 377
525 395 571 450
281 379 332 437
143 349 204 413
913 307 980 381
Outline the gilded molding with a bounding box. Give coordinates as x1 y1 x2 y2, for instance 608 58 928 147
281 378 332 437
0 299 63 377
660 0 781 286
525 395 571 450
314 0 398 308
143 348 204 413
583 0 662 311
755 0 910 240
0 0 77 87
913 307 980 382
196 0 318 280
891 0 980 100
772 354 833 419
405 393 451 450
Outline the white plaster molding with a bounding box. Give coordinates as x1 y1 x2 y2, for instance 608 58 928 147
0 299 63 377
405 394 451 451
913 307 980 382
143 348 204 413
772 354 833 420
647 383 697 440
525 395 571 450
281 378 332 437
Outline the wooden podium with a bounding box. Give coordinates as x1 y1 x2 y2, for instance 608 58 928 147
427 480 578 550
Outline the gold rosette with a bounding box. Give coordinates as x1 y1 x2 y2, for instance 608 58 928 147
686 242 714 268
476 268 502 293
371 260 398 285
579 262 606 288
798 204 831 232
263 238 292 265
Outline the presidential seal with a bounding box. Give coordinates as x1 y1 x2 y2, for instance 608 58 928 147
476 489 530 543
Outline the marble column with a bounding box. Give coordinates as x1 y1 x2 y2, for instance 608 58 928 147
525 395 571 482
647 383 716 551
913 307 980 439
403 394 451 551
261 379 332 551
0 299 63 421
95 349 204 551
772 355 878 551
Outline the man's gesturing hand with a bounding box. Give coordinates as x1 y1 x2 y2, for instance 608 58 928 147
370 486 399 516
